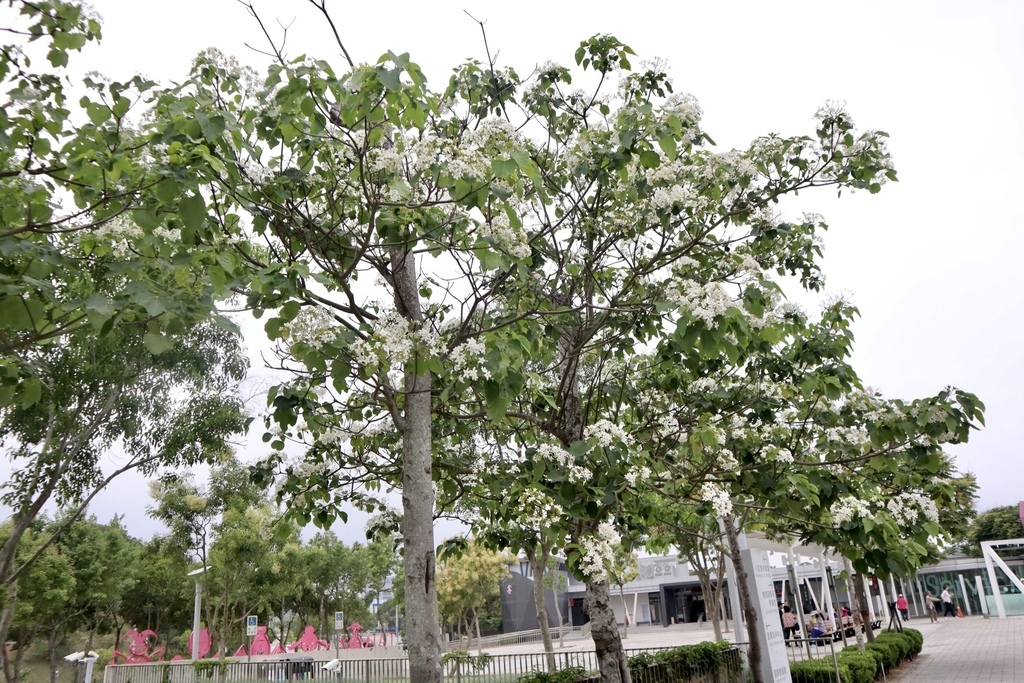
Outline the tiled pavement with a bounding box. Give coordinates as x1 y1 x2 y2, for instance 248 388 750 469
887 616 1023 682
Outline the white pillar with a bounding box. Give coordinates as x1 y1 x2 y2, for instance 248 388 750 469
975 575 989 616
191 579 202 661
911 575 924 617
982 542 1007 619
958 574 972 616
877 577 890 623
863 576 876 622
819 555 835 628
724 547 745 634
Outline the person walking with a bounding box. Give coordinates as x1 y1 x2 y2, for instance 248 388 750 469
896 593 909 621
925 590 939 622
940 585 956 618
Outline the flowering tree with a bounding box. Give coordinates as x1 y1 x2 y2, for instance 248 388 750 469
149 3 983 676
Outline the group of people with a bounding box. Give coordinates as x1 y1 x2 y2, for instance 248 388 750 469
778 584 961 644
924 586 960 622
778 603 852 646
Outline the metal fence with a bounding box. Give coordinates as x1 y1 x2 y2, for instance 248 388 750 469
104 647 740 683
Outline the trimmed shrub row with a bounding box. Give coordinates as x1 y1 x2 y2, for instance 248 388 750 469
516 640 741 683
791 628 924 683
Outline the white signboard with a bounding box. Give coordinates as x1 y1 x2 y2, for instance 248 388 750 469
741 547 791 683
246 615 258 637
334 611 344 631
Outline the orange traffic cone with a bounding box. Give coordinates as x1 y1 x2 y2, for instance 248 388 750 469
956 606 964 618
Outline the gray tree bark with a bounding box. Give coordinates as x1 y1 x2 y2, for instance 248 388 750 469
526 546 556 671
392 245 442 683
585 578 631 683
722 515 763 683
853 571 875 643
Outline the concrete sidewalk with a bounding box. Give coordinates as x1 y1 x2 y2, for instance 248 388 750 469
887 616 1023 682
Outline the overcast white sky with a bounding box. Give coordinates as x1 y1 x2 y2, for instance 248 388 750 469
15 0 1024 543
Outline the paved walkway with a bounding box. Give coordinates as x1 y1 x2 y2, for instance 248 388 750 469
887 616 1023 682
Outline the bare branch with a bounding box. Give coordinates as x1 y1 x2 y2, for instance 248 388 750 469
307 0 355 68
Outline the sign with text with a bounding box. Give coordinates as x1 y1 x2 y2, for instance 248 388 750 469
246 615 257 637
334 611 344 631
741 547 791 683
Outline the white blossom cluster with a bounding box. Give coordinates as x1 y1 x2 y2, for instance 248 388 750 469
515 489 564 531
478 213 531 260
624 465 651 487
887 492 940 526
578 522 620 580
662 92 703 133
282 452 330 482
350 310 443 372
193 48 263 101
704 151 758 185
536 442 590 484
700 483 733 517
650 183 697 211
832 495 872 524
448 337 491 383
823 426 870 449
93 215 143 257
283 306 336 351
771 447 795 464
240 157 273 183
665 279 734 327
585 419 632 448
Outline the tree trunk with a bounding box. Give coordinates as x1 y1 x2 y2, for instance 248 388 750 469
393 245 442 683
319 594 326 636
714 553 727 638
618 585 629 639
722 515 763 683
585 578 631 683
47 626 60 683
853 571 875 643
549 568 566 649
473 609 482 653
0 584 18 683
526 547 556 671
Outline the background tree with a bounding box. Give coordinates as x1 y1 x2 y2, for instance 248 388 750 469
607 546 638 639
119 536 195 645
436 540 510 650
649 507 729 640
965 505 1024 557
147 457 270 657
0 522 73 683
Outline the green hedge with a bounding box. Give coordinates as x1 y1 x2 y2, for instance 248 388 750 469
900 628 924 656
875 631 916 662
843 644 884 679
790 659 852 683
516 641 740 683
835 650 875 683
516 667 589 683
865 640 899 670
628 640 739 677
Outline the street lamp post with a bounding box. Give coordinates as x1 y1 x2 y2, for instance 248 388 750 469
187 567 206 661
